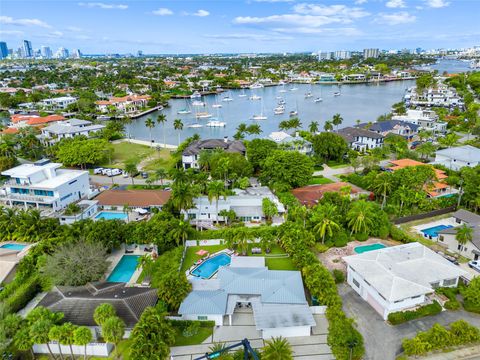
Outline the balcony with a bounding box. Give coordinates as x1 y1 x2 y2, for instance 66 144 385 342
0 192 56 203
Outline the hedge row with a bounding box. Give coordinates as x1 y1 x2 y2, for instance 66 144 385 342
169 319 216 329
436 287 461 310
389 224 417 243
402 320 480 357
388 301 442 325
3 274 41 313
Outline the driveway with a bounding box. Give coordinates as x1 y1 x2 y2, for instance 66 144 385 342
339 284 480 360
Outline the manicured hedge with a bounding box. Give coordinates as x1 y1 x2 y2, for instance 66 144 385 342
169 319 216 329
436 287 460 310
388 301 442 325
3 274 41 313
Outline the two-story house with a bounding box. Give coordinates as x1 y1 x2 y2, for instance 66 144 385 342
356 120 420 141
392 109 447 133
337 127 384 152
267 131 313 155
182 138 246 169
41 119 105 145
434 145 480 171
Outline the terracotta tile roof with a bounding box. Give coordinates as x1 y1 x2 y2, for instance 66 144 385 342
388 159 447 180
95 94 151 106
1 127 19 134
11 114 65 125
291 182 365 206
94 189 171 207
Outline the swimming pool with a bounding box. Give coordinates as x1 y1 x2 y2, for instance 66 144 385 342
191 253 231 279
107 255 140 282
421 225 453 238
0 243 27 251
95 211 128 221
354 243 386 254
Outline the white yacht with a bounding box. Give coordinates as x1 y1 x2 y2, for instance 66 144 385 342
278 99 286 105
251 114 267 120
196 112 212 119
212 103 222 108
333 92 341 97
274 105 285 115
187 123 203 128
305 92 313 98
222 96 233 102
250 83 264 89
250 95 261 100
238 89 247 97
206 120 226 127
289 110 298 117
192 100 205 106
190 91 201 99
177 109 192 114
290 87 298 91
314 97 323 103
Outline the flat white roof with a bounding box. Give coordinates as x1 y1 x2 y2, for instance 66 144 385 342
1 162 62 177
30 169 87 189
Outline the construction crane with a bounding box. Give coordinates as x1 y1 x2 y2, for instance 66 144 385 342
193 338 259 360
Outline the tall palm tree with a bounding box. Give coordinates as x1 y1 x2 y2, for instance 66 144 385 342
233 227 252 255
170 220 191 247
279 120 291 131
308 121 319 134
312 203 340 243
372 172 392 209
155 168 167 186
262 337 293 360
173 118 183 146
347 200 374 235
246 123 262 135
207 180 226 224
171 181 199 215
123 116 132 141
324 120 333 132
156 113 167 148
144 117 155 144
456 224 473 247
332 113 343 130
289 118 302 131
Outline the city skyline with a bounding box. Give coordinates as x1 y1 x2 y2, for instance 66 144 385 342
0 0 479 54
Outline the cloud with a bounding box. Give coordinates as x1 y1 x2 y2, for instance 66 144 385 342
424 0 449 8
192 10 210 17
386 0 406 8
376 11 416 24
204 33 293 41
253 0 295 2
0 15 52 28
78 2 128 10
354 0 368 4
152 8 173 16
45 31 64 38
273 26 362 36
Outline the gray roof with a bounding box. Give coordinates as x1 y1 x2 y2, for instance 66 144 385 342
435 145 480 162
183 139 246 156
356 120 420 133
252 303 316 330
343 243 466 302
438 209 480 250
37 282 158 328
43 122 105 135
337 127 384 142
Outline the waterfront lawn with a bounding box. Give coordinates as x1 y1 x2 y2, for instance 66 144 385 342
308 176 334 185
172 325 213 346
100 142 173 171
181 244 227 273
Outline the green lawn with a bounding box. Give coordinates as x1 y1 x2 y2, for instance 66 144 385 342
173 326 213 346
265 257 297 270
307 176 334 185
100 142 173 171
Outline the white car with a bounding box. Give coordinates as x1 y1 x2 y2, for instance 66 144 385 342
93 168 104 175
468 260 480 272
110 169 122 177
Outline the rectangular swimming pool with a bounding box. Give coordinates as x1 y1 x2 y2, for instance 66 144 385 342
421 225 453 238
107 255 140 282
191 253 231 279
354 243 386 254
0 243 27 251
95 211 128 221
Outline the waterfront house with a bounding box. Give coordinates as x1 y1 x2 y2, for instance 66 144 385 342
40 96 77 110
337 127 384 152
433 145 480 171
40 119 105 145
267 131 313 155
392 109 447 133
10 114 66 127
179 263 315 339
182 138 246 169
404 84 464 109
95 94 151 114
356 120 420 141
343 242 466 320
437 209 480 260
0 159 93 212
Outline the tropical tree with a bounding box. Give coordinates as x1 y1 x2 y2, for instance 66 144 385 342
155 168 167 186
324 120 333 132
279 120 291 131
171 180 199 214
102 316 125 359
49 325 65 360
207 180 226 224
144 117 156 144
58 322 77 360
156 113 167 148
122 116 132 140
208 343 233 360
372 172 392 209
30 319 57 359
456 224 473 246
93 303 116 327
169 219 191 247
233 227 253 255
246 124 262 135
309 121 319 133
74 326 92 360
347 200 374 235
262 337 293 360
312 203 340 243
332 113 343 130
124 158 139 185
173 118 183 146
262 198 278 224
14 326 35 359
417 142 436 160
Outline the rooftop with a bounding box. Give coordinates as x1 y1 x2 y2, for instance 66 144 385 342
94 189 171 207
183 139 246 156
291 182 366 206
435 145 480 163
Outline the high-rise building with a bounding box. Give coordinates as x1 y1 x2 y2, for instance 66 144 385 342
41 46 53 59
23 40 33 58
318 51 332 60
71 49 82 59
55 47 69 59
334 50 351 60
0 42 8 59
137 50 143 57
363 48 379 59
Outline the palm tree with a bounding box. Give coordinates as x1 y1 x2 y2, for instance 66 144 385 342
58 322 77 360
169 220 191 247
173 118 183 146
123 116 132 141
332 113 343 130
236 123 248 134
324 120 333 132
171 181 199 215
74 326 92 360
289 117 302 131
155 168 167 186
279 120 291 131
308 121 319 134
372 172 392 209
144 117 155 144
93 303 116 327
156 113 167 148
207 180 226 224
232 227 252 255
456 224 473 247
246 124 262 135
347 200 374 235
124 159 138 185
49 325 65 360
30 319 57 360
262 337 293 360
312 204 340 243
102 316 125 359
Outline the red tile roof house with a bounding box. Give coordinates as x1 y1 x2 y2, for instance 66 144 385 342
94 189 171 210
291 182 369 206
2 114 66 134
95 95 151 114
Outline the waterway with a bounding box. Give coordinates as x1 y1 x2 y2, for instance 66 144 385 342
415 58 473 74
129 80 415 145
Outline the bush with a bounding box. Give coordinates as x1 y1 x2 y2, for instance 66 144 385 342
314 243 330 253
354 232 369 242
333 230 350 247
388 301 442 325
3 274 41 313
461 277 480 313
436 287 460 310
332 270 345 284
389 224 416 243
182 322 200 337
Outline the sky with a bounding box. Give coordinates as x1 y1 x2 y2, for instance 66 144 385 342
0 0 479 54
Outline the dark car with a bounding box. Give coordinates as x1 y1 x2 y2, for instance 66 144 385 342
410 141 423 149
141 172 149 179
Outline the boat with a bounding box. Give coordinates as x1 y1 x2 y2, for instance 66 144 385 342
278 99 286 105
305 92 313 98
192 100 205 106
177 108 192 114
290 87 298 91
206 120 226 127
250 95 261 100
289 110 298 117
212 103 222 108
333 92 341 97
314 97 323 103
187 123 203 128
274 105 285 115
196 112 212 119
251 97 267 120
250 83 264 89
190 91 201 99
279 89 287 93
222 96 233 102
238 89 247 97
96 115 111 121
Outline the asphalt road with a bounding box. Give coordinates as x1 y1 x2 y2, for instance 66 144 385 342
89 174 172 186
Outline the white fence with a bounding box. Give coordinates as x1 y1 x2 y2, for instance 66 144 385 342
33 342 113 356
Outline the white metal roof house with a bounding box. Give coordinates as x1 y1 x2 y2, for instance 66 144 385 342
40 96 77 109
267 131 313 155
179 263 315 339
433 145 480 171
41 119 105 145
0 159 93 212
343 242 466 320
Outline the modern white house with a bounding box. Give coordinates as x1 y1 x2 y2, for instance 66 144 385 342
433 145 480 171
437 209 480 260
404 84 464 109
179 261 316 339
267 131 313 155
337 127 384 152
186 186 285 223
392 109 447 133
356 120 420 141
40 96 77 109
0 159 93 211
343 242 466 320
41 119 105 145
182 138 246 170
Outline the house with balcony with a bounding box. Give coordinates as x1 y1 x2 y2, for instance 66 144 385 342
267 131 313 155
182 138 246 169
356 120 420 141
0 159 93 212
337 127 384 152
392 109 447 133
40 96 77 109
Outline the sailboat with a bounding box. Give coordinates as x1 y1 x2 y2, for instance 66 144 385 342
206 120 226 127
187 122 203 128
190 91 201 99
238 89 247 97
274 105 285 115
212 95 222 108
222 92 233 102
333 85 341 97
314 86 323 102
289 100 298 117
249 94 261 100
177 99 192 114
251 97 267 120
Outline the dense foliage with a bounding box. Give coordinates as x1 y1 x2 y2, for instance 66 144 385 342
387 301 442 325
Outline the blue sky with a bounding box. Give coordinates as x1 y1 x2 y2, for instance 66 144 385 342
0 0 478 54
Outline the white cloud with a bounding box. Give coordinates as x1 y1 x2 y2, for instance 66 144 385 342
386 0 406 8
0 15 52 28
253 0 295 2
78 2 128 10
192 10 210 17
293 4 369 19
204 33 293 41
376 11 416 24
424 0 449 8
152 8 173 16
354 0 368 4
45 31 64 38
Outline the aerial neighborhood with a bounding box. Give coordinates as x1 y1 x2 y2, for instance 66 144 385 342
0 32 480 360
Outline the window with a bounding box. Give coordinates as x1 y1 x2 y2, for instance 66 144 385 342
439 235 444 242
352 278 360 288
197 316 208 321
443 278 456 287
458 244 463 251
68 179 77 185
412 295 422 299
430 281 440 289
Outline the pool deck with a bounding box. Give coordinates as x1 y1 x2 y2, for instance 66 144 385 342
186 249 233 280
411 217 459 238
105 244 155 286
0 242 34 283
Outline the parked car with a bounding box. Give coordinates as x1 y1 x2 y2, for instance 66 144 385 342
93 167 104 175
101 168 111 175
468 260 480 272
109 169 122 177
122 170 129 178
410 141 423 149
141 172 149 179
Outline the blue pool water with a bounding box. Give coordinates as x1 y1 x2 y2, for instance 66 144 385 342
421 225 453 238
0 243 27 251
354 243 386 254
95 211 128 221
191 253 231 279
107 255 140 282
